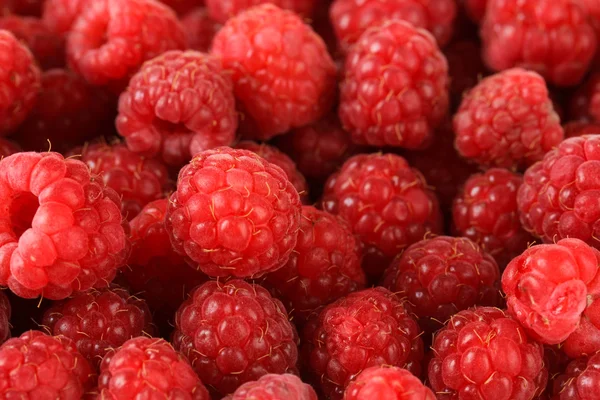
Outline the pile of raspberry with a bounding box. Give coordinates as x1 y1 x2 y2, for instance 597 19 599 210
1 0 600 398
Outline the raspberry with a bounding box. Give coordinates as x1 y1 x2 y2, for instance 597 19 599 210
443 39 487 108
66 0 187 92
382 236 501 335
481 0 597 87
224 374 317 400
166 147 302 278
0 291 10 344
0 152 127 300
42 0 86 35
206 0 316 23
564 121 600 138
428 307 548 399
97 337 210 400
211 4 337 140
338 20 449 149
321 153 442 281
0 330 93 399
0 29 41 135
454 68 564 169
181 7 221 52
0 137 21 157
329 0 457 53
552 352 600 399
301 287 424 399
452 168 534 267
159 0 204 15
343 366 435 400
502 238 600 358
173 279 298 397
569 73 600 124
116 50 237 168
261 206 365 326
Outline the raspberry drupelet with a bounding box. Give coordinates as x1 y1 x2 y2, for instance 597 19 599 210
181 7 221 52
552 352 600 399
206 0 317 23
173 279 299 397
0 291 10 344
211 4 337 140
454 68 564 169
42 0 87 36
301 287 424 399
224 374 317 400
502 238 600 358
0 152 128 300
166 147 302 278
338 20 449 149
428 307 548 399
97 337 210 400
343 366 435 400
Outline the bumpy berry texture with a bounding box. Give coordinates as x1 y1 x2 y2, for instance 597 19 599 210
0 330 93 399
454 68 564 169
428 307 548 399
322 153 442 281
206 0 317 23
97 337 210 400
569 73 600 124
382 236 501 335
0 152 127 300
211 4 337 140
552 352 600 399
339 20 449 149
166 147 301 278
453 168 534 267
173 279 299 397
0 290 10 344
224 374 317 400
481 0 596 87
66 0 187 92
344 366 435 400
117 50 237 168
301 287 424 399
443 39 487 109
181 7 221 52
42 0 87 35
502 238 600 358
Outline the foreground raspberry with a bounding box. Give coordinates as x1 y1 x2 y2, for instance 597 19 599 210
206 0 317 23
166 147 301 278
0 291 10 344
42 0 87 35
454 68 564 169
225 374 317 400
0 330 92 398
339 20 449 149
322 153 442 281
428 307 548 399
117 50 237 167
181 7 221 52
173 279 298 396
344 366 435 400
552 352 600 399
481 0 596 87
0 152 127 300
211 4 336 140
301 287 424 399
502 238 600 358
97 337 210 399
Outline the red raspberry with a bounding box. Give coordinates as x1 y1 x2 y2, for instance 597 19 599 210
0 137 21 157
211 4 337 140
117 50 237 168
454 68 564 169
338 20 449 149
42 0 86 35
181 7 221 52
569 73 600 124
330 0 457 53
301 287 424 399
159 0 205 15
224 374 317 400
552 352 600 399
461 0 487 23
166 147 302 278
382 236 501 335
564 121 600 138
66 0 187 92
0 291 10 344
0 330 93 399
97 337 210 399
0 152 127 300
344 366 435 400
481 0 597 87
261 205 365 326
502 238 600 358
452 168 534 267
443 39 487 108
173 279 299 397
206 0 316 23
4 0 44 16
322 153 443 281
428 307 548 399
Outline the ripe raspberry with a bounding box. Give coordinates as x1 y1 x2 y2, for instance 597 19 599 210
452 168 534 267
564 121 600 138
66 0 187 92
173 279 299 396
97 337 210 400
301 287 424 399
428 307 548 399
443 39 487 108
0 291 10 344
224 374 317 400
338 20 449 149
344 366 435 400
0 330 93 399
0 152 127 300
117 50 237 168
502 238 600 358
569 73 600 124
481 0 597 87
261 206 365 326
159 0 204 15
206 0 316 23
552 352 600 399
42 0 86 35
211 4 337 140
321 153 442 281
0 137 21 157
181 7 221 52
166 147 302 278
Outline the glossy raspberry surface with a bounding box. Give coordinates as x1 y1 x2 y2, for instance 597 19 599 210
181 7 221 52
552 352 600 399
224 373 317 400
344 366 435 400
206 0 317 23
